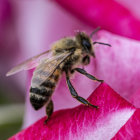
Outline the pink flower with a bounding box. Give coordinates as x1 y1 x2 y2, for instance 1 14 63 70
7 0 140 139
9 83 140 139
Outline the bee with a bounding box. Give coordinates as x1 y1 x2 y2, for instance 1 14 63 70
6 27 111 122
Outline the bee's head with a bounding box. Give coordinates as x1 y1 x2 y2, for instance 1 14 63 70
75 32 95 57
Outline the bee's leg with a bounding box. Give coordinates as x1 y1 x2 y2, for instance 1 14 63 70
72 68 103 82
82 55 90 65
66 73 98 108
44 100 53 124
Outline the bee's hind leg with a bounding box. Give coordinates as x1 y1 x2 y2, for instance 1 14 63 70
65 72 98 108
72 68 103 83
44 100 54 124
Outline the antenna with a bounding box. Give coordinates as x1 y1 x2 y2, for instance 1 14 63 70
89 27 101 38
93 42 111 47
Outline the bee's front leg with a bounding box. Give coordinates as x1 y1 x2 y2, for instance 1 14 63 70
82 55 90 65
65 72 98 108
72 68 103 83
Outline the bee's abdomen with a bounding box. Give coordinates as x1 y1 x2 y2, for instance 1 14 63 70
30 69 61 110
30 86 53 110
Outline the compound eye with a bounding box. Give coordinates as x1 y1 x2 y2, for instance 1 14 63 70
82 39 91 50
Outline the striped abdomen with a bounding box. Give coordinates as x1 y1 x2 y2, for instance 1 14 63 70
30 68 61 110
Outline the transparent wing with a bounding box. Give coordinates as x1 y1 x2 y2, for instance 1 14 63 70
6 50 51 76
31 51 72 87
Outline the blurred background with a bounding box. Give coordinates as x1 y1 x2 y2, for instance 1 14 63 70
1 0 140 139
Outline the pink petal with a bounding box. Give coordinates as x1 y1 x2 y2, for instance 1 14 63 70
112 109 140 139
9 83 136 140
54 0 140 40
94 30 140 100
116 0 140 19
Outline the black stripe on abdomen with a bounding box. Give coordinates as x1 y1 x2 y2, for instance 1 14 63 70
30 86 53 110
41 80 55 88
30 87 53 96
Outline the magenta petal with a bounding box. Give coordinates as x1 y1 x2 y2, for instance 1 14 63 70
112 109 140 140
94 30 140 101
54 0 140 40
9 83 136 140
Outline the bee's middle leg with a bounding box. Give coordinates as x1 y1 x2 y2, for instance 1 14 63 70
44 100 53 124
71 68 103 82
65 72 98 108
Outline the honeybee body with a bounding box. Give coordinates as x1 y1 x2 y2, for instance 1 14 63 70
6 29 110 122
30 37 87 110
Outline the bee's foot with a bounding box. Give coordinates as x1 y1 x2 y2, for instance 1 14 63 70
44 118 49 125
98 80 104 83
88 102 99 109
